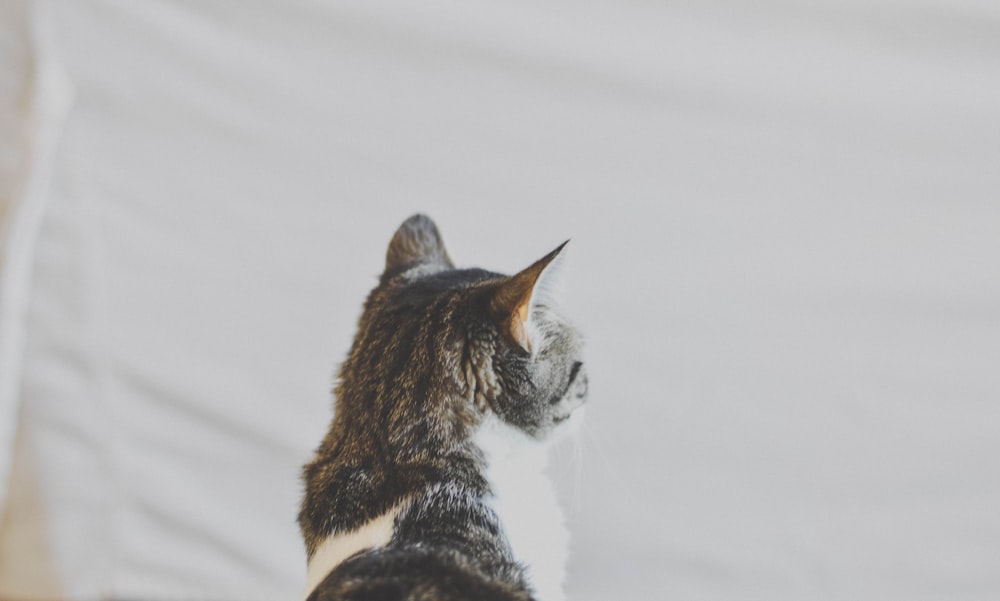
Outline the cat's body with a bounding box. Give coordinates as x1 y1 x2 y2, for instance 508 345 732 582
299 215 587 601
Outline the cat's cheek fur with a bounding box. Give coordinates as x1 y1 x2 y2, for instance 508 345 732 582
475 415 570 601
550 405 586 443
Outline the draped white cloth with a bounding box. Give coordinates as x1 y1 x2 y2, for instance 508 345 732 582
1 1 998 600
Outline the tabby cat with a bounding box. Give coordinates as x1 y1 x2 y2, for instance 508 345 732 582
299 215 588 601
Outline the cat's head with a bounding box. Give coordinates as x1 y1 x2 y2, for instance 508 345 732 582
355 214 587 444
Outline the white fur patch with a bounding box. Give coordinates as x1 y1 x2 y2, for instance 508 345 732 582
475 416 570 601
302 502 407 599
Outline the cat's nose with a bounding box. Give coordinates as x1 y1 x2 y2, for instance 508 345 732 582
569 361 584 384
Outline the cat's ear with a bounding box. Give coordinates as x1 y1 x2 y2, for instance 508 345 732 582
490 241 568 353
385 214 454 273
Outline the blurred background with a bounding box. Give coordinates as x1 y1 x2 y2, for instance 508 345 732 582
1 1 999 600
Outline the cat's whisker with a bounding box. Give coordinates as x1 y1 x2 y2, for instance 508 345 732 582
570 426 585 516
581 424 650 514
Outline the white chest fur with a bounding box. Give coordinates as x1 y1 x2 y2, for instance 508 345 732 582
475 417 569 601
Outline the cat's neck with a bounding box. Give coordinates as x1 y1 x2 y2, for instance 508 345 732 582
474 415 568 601
473 414 546 469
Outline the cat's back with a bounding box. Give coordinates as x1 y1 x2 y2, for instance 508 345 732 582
306 479 533 601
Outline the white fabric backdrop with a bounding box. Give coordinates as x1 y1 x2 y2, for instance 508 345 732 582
1 1 998 600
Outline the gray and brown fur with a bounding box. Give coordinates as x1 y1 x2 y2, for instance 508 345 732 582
299 214 588 601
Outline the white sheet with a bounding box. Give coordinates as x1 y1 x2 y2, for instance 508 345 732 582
1 0 998 599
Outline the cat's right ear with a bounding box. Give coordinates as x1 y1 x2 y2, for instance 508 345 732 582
385 214 454 273
490 241 568 354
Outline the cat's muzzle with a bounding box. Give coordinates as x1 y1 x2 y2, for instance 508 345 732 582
552 361 588 424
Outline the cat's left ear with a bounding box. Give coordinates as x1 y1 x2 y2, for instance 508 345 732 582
385 214 455 273
490 241 568 353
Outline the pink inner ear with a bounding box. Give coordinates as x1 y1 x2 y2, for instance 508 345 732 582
506 271 540 352
509 313 531 352
516 297 531 325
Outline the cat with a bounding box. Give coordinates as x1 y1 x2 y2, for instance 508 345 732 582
298 214 588 601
